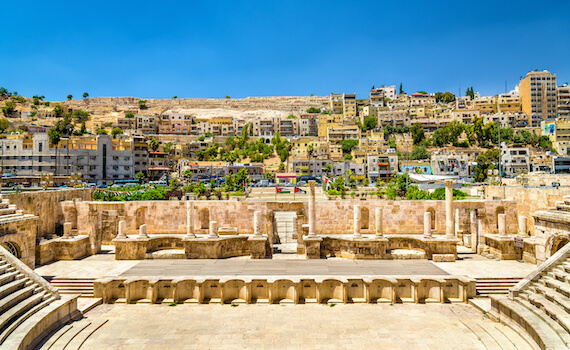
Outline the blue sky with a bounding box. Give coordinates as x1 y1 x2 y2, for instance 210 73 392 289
1 0 569 101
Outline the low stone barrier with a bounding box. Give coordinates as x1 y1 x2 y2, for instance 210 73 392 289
484 235 537 263
93 276 476 304
35 235 90 265
310 235 459 260
113 234 271 260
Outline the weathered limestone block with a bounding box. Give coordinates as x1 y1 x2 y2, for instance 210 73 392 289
304 236 322 259
62 222 72 239
248 236 269 259
518 216 528 236
484 235 518 260
208 221 219 239
432 254 456 262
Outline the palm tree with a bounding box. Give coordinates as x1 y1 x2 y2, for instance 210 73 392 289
149 138 159 151
307 144 314 157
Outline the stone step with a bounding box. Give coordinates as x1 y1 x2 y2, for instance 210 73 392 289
0 207 16 216
475 278 521 296
0 292 46 334
524 291 570 334
64 319 108 349
45 319 93 350
0 296 59 344
515 297 570 347
38 324 74 350
499 296 569 349
0 202 10 209
0 285 35 313
561 261 570 273
0 270 18 287
531 283 570 314
549 268 570 283
0 278 28 300
541 277 570 298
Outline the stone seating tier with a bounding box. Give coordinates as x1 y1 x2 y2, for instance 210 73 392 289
490 241 570 349
0 245 80 350
93 276 476 305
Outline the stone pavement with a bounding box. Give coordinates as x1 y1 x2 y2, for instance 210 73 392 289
78 303 535 350
34 246 537 280
119 258 449 277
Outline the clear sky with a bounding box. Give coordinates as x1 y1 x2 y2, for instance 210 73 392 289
1 0 569 101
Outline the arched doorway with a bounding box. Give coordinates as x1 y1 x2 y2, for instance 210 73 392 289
427 207 436 232
552 238 570 254
1 241 20 258
200 208 210 229
361 207 369 230
496 207 505 229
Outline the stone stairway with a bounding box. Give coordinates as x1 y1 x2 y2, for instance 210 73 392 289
247 187 327 201
491 243 570 349
475 278 523 297
46 278 96 298
38 318 108 350
0 246 80 349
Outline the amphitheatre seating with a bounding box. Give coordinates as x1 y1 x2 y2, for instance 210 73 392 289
94 276 476 305
0 245 80 350
491 242 570 349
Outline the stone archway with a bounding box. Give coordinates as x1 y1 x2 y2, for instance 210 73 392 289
136 208 146 229
552 237 570 254
1 241 20 258
361 207 369 230
427 207 436 232
200 208 210 230
496 207 505 229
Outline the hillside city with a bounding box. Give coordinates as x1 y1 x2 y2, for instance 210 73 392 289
0 69 568 196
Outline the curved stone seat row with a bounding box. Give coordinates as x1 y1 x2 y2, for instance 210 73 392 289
94 276 476 305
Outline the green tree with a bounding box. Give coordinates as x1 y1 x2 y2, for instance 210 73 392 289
473 148 499 182
343 154 353 161
466 87 475 100
163 142 174 153
435 92 456 103
324 163 332 175
307 144 314 157
136 172 146 182
340 139 359 153
72 109 90 123
125 113 135 118
1 101 15 116
53 105 65 118
82 92 89 99
306 107 321 113
48 129 60 145
417 90 428 94
362 117 378 131
0 118 10 133
410 146 430 160
399 83 403 94
138 100 147 109
410 123 425 145
67 94 73 101
287 114 297 119
111 127 123 138
97 129 107 135
149 138 159 151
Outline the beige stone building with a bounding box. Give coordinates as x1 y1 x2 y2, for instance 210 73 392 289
520 70 558 126
558 84 570 118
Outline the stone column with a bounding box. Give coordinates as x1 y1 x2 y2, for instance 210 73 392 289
139 224 149 239
116 220 127 239
498 214 507 236
62 222 72 239
208 221 219 239
470 210 478 252
353 205 362 239
518 216 528 237
253 211 262 237
375 208 383 238
308 181 317 237
445 180 455 237
424 212 432 238
185 201 195 238
477 216 486 252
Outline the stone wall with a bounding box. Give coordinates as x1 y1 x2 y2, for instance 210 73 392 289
6 189 92 238
0 218 38 268
63 199 517 249
485 186 570 235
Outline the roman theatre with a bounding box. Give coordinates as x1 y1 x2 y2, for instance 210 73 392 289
2 181 570 348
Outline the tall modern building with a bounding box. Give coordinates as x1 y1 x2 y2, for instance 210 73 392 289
558 84 570 119
520 70 557 127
